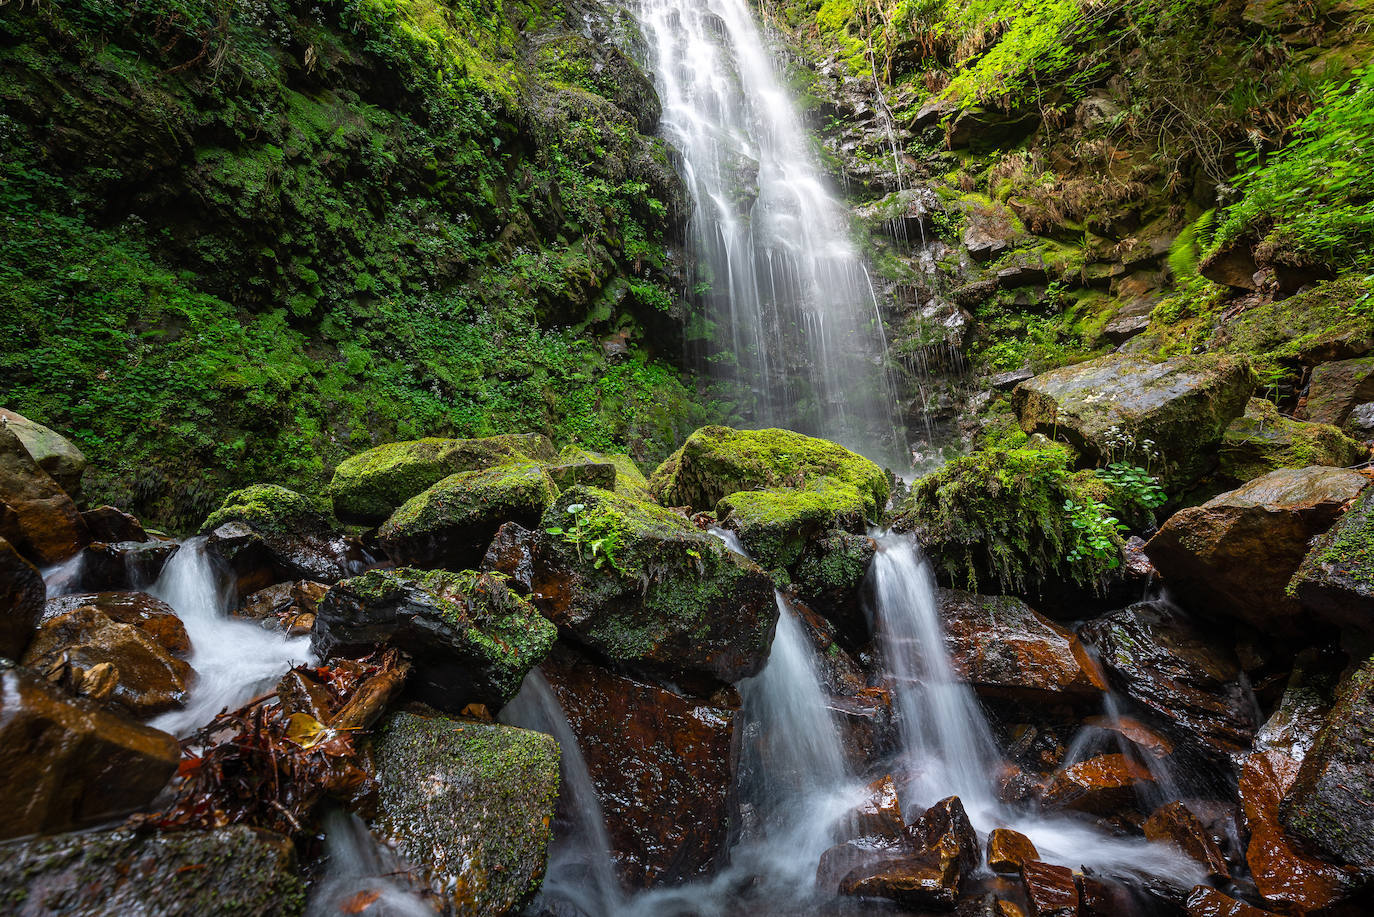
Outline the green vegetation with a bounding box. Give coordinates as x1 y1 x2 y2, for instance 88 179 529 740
199 483 331 535
545 499 628 573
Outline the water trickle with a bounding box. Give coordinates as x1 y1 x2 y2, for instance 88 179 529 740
307 809 436 917
40 551 85 597
149 537 314 736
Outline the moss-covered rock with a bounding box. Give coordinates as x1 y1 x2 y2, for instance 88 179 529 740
0 825 305 916
327 435 557 526
650 426 888 516
1213 276 1374 381
1303 356 1374 428
370 712 559 917
791 531 878 645
892 444 1122 593
1220 398 1367 483
378 461 559 569
716 479 868 569
557 445 653 500
200 483 329 537
312 568 555 712
1012 352 1255 489
1289 486 1374 631
199 483 351 585
0 408 86 496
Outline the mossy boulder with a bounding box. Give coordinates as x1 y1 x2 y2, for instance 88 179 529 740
199 484 352 586
649 426 888 516
716 479 869 569
1289 487 1374 631
0 825 304 916
378 461 559 570
327 434 557 526
201 483 329 537
1213 275 1374 377
370 712 560 917
312 568 555 713
1220 398 1366 483
491 486 778 688
0 408 86 496
892 444 1121 593
1012 352 1255 489
557 445 653 500
791 532 877 645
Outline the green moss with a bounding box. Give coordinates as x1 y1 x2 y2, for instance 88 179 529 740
199 483 329 536
650 426 889 516
716 480 868 569
1220 398 1366 483
557 444 653 500
380 459 558 539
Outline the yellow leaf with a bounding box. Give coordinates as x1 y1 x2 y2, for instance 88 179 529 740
284 713 333 750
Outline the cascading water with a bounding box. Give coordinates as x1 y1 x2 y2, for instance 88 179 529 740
639 0 905 464
306 809 436 917
149 537 314 736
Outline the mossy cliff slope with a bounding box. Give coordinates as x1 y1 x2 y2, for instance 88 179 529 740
0 0 717 529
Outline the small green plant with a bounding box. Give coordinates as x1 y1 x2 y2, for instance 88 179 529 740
1095 461 1167 510
545 503 627 574
1063 497 1125 569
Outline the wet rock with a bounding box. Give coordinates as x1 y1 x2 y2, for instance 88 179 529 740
0 408 86 496
541 650 737 887
1280 654 1374 872
1220 398 1366 483
2 535 43 660
78 538 177 591
234 579 325 636
833 793 980 911
0 423 88 566
0 825 305 916
845 774 905 842
200 484 358 589
43 591 190 656
1145 466 1367 633
1013 352 1254 489
839 852 964 910
1289 486 1374 631
370 711 560 916
1184 886 1277 917
1144 801 1230 880
1348 401 1374 439
987 828 1039 874
81 504 147 543
908 795 980 880
1200 238 1260 290
791 531 877 645
649 425 888 516
1080 600 1258 761
494 487 778 688
328 434 557 526
22 603 193 716
939 589 1108 706
1042 753 1154 814
313 568 555 713
1303 356 1374 427
830 686 899 770
1020 860 1080 917
378 461 559 569
0 659 180 839
717 480 868 570
1083 713 1175 759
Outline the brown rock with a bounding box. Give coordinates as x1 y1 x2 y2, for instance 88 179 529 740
845 774 905 841
541 650 736 888
2 535 44 660
1303 356 1374 426
0 424 88 566
1081 714 1174 759
907 795 980 881
0 409 86 495
78 539 178 591
235 580 328 636
0 659 180 839
1143 801 1230 880
81 505 148 544
1184 885 1277 917
1199 237 1259 290
840 851 963 910
43 591 190 656
939 589 1108 706
1043 753 1154 815
1020 860 1080 917
1145 466 1367 632
23 605 193 716
987 828 1039 874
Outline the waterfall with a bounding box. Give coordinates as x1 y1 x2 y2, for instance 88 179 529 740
149 537 314 736
640 0 905 464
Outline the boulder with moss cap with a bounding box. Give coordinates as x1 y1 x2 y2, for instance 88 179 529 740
327 434 557 526
200 484 355 589
370 711 559 916
557 444 654 499
312 567 555 713
378 460 559 569
649 426 888 516
1220 398 1366 484
716 480 869 570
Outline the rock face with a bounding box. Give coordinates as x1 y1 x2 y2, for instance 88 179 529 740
312 568 555 713
1 535 44 659
1143 801 1230 880
0 825 305 916
1289 486 1374 630
200 484 356 588
541 651 737 887
0 659 180 839
1012 352 1254 488
489 487 778 688
378 460 559 569
1279 655 1374 871
1042 753 1155 814
328 434 557 525
1303 355 1374 426
1219 398 1366 483
791 531 877 645
649 425 889 516
1145 466 1367 632
370 711 560 917
0 423 88 566
0 409 86 496
1080 600 1258 761
938 589 1107 706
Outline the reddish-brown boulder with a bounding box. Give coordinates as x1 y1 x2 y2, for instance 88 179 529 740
1184 886 1277 917
939 589 1108 706
0 660 180 839
839 851 963 910
541 650 736 888
43 592 190 656
1145 466 1367 632
0 424 88 566
2 535 43 660
235 580 327 637
1021 860 1080 917
845 774 905 841
987 828 1039 874
1042 753 1154 815
1302 356 1374 427
1143 801 1229 880
907 795 979 879
81 505 148 544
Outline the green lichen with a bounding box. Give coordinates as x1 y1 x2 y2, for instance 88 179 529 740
198 483 329 536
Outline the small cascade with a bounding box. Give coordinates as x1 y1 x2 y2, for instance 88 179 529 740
306 809 436 917
40 551 85 597
149 537 314 736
